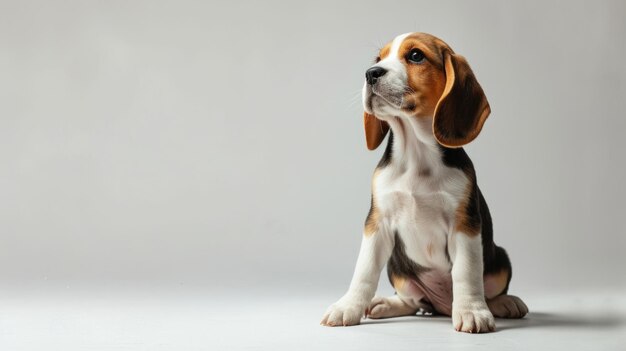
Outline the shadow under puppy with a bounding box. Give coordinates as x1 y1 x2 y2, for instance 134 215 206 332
321 32 527 333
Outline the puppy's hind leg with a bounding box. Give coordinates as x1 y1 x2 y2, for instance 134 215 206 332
483 245 528 318
366 294 432 319
366 276 432 319
487 295 528 319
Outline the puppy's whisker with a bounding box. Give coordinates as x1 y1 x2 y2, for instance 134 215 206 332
347 89 364 108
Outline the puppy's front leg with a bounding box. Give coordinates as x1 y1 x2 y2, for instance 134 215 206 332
451 233 496 333
321 229 393 327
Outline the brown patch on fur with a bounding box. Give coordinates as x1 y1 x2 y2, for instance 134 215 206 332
454 177 481 237
390 273 406 291
378 42 392 61
398 34 448 118
364 201 380 237
484 269 510 299
364 170 381 236
364 112 389 150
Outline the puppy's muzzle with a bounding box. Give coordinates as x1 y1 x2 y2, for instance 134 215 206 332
365 67 388 85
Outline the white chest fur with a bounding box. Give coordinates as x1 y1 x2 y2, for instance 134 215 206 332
372 119 469 272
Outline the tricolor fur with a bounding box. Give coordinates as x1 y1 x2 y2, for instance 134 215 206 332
321 33 527 333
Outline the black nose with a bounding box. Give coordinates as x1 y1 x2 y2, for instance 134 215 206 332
365 67 387 85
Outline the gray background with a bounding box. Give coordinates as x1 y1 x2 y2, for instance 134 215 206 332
1 0 625 296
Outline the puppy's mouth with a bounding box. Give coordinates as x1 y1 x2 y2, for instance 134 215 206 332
364 86 404 115
372 89 403 107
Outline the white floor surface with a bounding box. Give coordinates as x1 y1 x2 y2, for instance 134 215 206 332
1 286 624 351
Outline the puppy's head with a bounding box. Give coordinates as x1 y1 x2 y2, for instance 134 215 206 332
362 32 490 150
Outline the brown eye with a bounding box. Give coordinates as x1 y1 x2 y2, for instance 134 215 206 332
407 49 425 63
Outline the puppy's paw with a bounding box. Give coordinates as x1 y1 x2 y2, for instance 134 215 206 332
487 295 528 319
366 295 429 319
452 300 495 333
366 296 391 319
321 298 365 327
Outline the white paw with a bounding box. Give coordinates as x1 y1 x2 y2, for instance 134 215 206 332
366 295 429 319
452 300 496 333
366 296 390 319
321 298 366 327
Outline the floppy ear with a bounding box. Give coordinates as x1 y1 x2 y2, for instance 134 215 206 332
433 51 490 148
364 112 389 150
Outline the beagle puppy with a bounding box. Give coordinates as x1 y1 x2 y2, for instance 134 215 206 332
321 32 528 333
